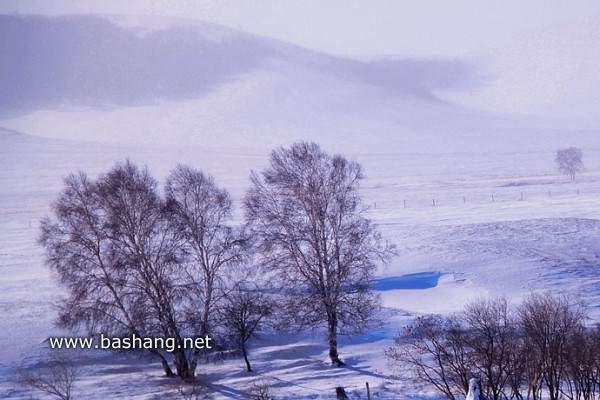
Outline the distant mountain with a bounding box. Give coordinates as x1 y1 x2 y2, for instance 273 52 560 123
0 14 478 117
0 14 276 115
0 14 597 155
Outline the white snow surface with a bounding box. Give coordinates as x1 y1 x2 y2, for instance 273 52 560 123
2 14 600 399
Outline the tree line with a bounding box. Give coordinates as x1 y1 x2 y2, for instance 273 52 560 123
38 141 395 381
386 293 600 400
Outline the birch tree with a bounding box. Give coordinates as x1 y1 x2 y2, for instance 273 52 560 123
244 141 394 366
164 165 247 372
39 160 239 380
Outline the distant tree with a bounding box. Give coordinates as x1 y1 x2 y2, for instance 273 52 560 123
245 142 395 366
555 147 583 180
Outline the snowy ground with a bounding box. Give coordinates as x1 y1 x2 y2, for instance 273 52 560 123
3 124 600 399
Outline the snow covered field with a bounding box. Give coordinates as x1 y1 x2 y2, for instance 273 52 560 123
1 13 600 399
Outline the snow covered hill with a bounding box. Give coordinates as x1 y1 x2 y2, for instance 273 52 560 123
0 14 471 116
1 13 600 399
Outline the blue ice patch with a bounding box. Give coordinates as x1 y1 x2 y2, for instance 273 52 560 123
372 272 441 291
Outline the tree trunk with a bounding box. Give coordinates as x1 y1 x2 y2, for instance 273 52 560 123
189 275 213 377
336 387 349 399
172 347 192 380
189 347 199 377
147 349 174 377
327 310 344 367
242 343 252 372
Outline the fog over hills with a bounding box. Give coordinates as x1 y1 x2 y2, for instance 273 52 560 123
1 13 598 160
0 14 279 115
0 14 475 116
437 15 600 118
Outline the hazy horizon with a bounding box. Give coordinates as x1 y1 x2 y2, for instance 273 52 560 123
2 1 600 57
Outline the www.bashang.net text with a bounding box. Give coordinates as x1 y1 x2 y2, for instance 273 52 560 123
48 334 212 353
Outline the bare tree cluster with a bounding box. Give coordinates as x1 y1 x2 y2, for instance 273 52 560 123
387 293 600 400
39 161 249 380
39 142 393 383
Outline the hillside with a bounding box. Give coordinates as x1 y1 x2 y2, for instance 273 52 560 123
0 14 472 115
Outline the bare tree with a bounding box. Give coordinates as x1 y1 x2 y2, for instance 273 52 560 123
245 142 395 366
39 161 211 380
518 292 585 400
17 351 80 400
385 315 473 400
247 378 277 400
164 164 248 372
462 297 522 400
219 284 272 372
504 331 536 400
175 378 213 400
555 147 583 180
564 325 600 400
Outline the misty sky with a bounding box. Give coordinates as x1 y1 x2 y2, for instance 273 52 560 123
2 0 599 57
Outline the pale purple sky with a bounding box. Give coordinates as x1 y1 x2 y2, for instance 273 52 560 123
1 0 599 56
